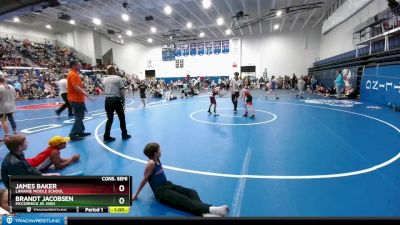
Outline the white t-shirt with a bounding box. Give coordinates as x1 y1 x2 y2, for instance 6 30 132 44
0 84 16 114
298 79 306 90
230 78 242 93
58 79 67 94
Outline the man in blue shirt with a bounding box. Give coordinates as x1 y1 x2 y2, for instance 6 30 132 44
334 70 345 99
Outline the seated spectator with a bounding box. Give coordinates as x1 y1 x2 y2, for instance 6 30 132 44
325 87 336 97
189 85 198 97
1 135 60 188
345 87 357 99
26 136 80 172
94 85 103 95
0 44 5 59
315 84 325 95
170 93 177 101
154 89 163 98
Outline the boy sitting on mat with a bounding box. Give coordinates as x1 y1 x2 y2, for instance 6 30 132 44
132 142 229 217
26 136 80 172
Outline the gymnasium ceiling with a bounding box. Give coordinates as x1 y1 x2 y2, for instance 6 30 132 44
1 0 339 46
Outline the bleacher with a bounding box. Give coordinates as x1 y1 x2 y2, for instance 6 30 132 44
1 36 91 70
309 6 400 106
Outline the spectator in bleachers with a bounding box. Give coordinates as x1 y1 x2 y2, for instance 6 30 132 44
44 80 56 98
0 44 5 59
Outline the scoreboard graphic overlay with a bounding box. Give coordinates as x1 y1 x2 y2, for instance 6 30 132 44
9 176 132 213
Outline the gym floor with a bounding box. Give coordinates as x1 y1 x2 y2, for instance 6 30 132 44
1 90 400 217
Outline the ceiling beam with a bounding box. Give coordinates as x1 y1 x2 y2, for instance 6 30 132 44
224 0 244 36
176 1 219 39
58 3 162 45
79 0 160 41
98 0 166 42
257 0 262 34
38 9 93 32
78 0 164 44
312 10 326 28
240 0 252 35
192 1 226 37
210 0 235 36
301 8 316 30
22 13 65 32
289 0 308 31
139 0 204 44
127 0 188 44
280 0 292 32
126 0 177 32
270 0 276 33
161 0 201 36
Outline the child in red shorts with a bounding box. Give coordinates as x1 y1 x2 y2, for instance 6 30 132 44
242 86 255 119
27 136 80 172
208 86 220 116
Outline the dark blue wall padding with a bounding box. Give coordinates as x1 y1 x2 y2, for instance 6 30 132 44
361 65 400 106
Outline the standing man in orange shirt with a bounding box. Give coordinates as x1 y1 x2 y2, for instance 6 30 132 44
67 61 90 141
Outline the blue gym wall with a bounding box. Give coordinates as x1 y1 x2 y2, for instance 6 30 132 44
361 64 400 106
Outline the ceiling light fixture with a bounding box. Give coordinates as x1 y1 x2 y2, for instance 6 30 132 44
202 0 212 9
164 5 172 15
148 38 153 43
69 19 75 25
199 32 205 38
13 17 20 22
121 13 129 21
225 29 232 35
274 24 280 30
217 17 224 26
151 27 157 33
126 30 133 36
276 10 283 17
46 24 52 29
93 18 101 25
186 22 192 28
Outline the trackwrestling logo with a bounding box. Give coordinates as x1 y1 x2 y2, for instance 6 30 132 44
2 216 64 225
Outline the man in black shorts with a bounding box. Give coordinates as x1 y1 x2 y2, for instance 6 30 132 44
229 72 242 113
